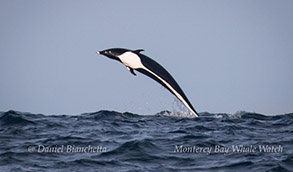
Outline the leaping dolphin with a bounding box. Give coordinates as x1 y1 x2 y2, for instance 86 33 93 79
96 48 199 117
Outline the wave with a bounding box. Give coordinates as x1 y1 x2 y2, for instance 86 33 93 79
0 110 36 126
1 109 292 171
1 110 292 131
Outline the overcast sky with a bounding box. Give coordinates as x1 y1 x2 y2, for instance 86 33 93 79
0 0 292 115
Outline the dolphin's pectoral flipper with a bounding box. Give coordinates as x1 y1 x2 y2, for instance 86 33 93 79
130 68 136 76
127 66 136 76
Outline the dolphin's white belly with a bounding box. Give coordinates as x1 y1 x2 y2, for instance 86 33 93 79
118 52 145 69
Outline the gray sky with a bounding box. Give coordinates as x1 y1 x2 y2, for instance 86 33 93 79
0 0 292 115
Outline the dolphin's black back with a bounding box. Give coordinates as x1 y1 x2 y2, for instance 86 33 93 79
136 53 198 115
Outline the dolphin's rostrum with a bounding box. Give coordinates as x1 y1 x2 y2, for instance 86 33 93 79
97 48 199 117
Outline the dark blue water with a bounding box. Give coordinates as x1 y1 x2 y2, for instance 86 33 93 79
0 110 292 172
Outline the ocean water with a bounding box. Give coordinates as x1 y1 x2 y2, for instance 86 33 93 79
0 110 292 172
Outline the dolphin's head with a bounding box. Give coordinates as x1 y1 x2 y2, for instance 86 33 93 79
96 48 130 61
97 48 145 62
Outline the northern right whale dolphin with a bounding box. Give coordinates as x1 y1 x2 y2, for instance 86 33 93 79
97 48 199 117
